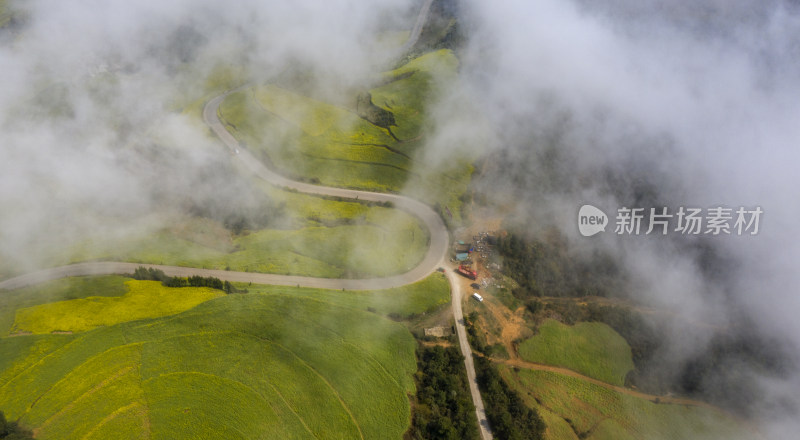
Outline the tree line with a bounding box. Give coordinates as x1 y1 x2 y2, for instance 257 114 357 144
131 267 247 294
473 356 545 440
405 346 479 440
497 230 622 299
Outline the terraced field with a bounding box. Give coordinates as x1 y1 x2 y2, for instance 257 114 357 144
0 276 432 439
217 49 474 224
518 319 634 386
498 366 752 440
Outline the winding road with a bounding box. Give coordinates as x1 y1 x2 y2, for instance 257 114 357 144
0 4 495 437
0 93 448 292
0 89 493 440
0 74 495 440
0 5 760 439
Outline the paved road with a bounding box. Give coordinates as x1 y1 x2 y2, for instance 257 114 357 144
397 0 435 55
444 266 494 440
1 91 449 292
0 88 493 439
205 90 454 289
0 89 493 439
1 6 494 434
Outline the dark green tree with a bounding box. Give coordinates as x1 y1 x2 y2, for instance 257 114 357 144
1 411 8 437
0 410 34 439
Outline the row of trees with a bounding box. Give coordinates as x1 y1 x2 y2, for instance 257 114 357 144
131 267 246 294
406 346 479 440
163 275 224 290
473 357 545 440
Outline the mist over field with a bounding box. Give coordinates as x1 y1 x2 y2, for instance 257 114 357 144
2 0 800 437
452 0 800 437
0 0 417 274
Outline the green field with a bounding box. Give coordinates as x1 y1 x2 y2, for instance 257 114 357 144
0 50 467 281
11 280 222 334
0 274 450 438
219 83 411 192
0 198 429 283
2 272 449 336
499 366 752 440
217 49 474 224
0 288 419 439
0 276 129 337
0 0 10 28
53 181 429 279
245 270 451 318
518 319 634 386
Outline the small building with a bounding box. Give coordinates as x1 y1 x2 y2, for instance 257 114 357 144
455 253 470 262
424 326 453 337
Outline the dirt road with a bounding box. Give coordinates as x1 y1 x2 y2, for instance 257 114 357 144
498 357 719 409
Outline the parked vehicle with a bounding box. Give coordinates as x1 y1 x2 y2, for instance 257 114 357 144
457 265 477 280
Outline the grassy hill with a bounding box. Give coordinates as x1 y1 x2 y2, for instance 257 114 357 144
0 286 423 439
217 49 474 225
0 274 452 438
499 366 753 440
5 180 431 281
1 273 450 337
518 319 634 386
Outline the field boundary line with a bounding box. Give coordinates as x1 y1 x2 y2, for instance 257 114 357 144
259 338 365 440
79 401 145 440
35 365 135 434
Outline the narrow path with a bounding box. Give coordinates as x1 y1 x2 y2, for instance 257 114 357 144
498 357 719 409
498 357 766 439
